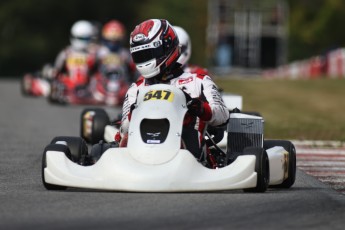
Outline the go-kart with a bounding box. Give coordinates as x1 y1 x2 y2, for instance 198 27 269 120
85 52 130 106
48 52 92 104
42 84 296 192
48 53 129 106
87 67 129 106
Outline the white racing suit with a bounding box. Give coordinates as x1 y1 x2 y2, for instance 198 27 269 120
120 71 230 159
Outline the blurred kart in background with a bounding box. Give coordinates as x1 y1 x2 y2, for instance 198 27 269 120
48 52 129 106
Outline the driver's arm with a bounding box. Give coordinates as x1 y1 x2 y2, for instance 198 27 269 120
201 75 230 127
120 81 141 137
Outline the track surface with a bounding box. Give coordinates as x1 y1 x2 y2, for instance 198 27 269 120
0 79 344 230
295 141 345 195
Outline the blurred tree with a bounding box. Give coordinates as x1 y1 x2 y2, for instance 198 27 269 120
288 0 345 60
0 0 147 76
0 0 208 76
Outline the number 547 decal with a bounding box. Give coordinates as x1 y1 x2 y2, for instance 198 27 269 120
144 90 174 102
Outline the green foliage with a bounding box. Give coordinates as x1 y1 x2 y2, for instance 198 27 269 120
288 0 345 60
216 77 345 141
0 0 208 76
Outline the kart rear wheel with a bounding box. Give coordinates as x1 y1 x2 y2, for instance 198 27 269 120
50 136 88 164
243 147 270 193
48 81 67 105
80 108 110 144
264 140 296 188
42 144 68 190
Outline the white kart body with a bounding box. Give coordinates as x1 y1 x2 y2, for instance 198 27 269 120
44 84 287 191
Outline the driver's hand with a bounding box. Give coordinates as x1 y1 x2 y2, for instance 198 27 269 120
187 98 204 117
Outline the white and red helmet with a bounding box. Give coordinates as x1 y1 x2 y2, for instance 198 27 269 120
173 26 191 68
129 19 180 79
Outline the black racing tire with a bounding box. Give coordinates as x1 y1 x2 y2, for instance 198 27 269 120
42 144 68 190
50 136 88 164
264 140 296 188
47 81 67 105
80 108 110 144
242 147 270 193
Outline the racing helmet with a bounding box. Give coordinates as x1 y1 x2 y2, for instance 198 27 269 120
173 26 191 68
70 20 94 51
129 19 180 79
102 20 126 51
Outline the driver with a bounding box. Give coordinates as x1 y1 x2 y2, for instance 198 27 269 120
118 19 229 161
54 20 99 78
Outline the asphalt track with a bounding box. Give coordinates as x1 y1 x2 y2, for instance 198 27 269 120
0 79 344 230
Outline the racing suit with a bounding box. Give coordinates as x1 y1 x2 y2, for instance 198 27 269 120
120 68 229 159
184 64 209 76
53 46 100 88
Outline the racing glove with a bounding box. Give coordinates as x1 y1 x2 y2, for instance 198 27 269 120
114 131 121 143
187 98 212 121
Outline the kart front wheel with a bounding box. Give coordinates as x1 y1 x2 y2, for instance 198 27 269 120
243 147 270 193
264 140 296 188
42 144 68 190
50 136 88 165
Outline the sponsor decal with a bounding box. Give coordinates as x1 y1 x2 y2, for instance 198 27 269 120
241 121 254 128
133 33 146 42
178 77 193 84
147 132 161 137
153 41 161 47
147 140 161 144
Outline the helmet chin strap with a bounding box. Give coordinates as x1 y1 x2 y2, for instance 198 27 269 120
146 63 183 85
161 64 183 81
145 76 162 85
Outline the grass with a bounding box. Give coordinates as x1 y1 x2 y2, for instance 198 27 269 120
215 77 345 141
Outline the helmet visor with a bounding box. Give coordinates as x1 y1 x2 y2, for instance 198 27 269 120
131 47 165 64
71 36 92 43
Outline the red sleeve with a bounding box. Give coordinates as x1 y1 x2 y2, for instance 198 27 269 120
200 102 212 121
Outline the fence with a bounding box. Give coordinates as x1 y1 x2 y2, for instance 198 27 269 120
263 48 345 79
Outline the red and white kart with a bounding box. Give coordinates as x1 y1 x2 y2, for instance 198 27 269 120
48 52 92 104
48 53 129 106
42 84 296 192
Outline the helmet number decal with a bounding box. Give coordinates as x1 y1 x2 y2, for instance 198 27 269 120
144 90 174 102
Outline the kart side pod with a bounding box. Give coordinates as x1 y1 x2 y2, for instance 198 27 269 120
226 113 294 187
